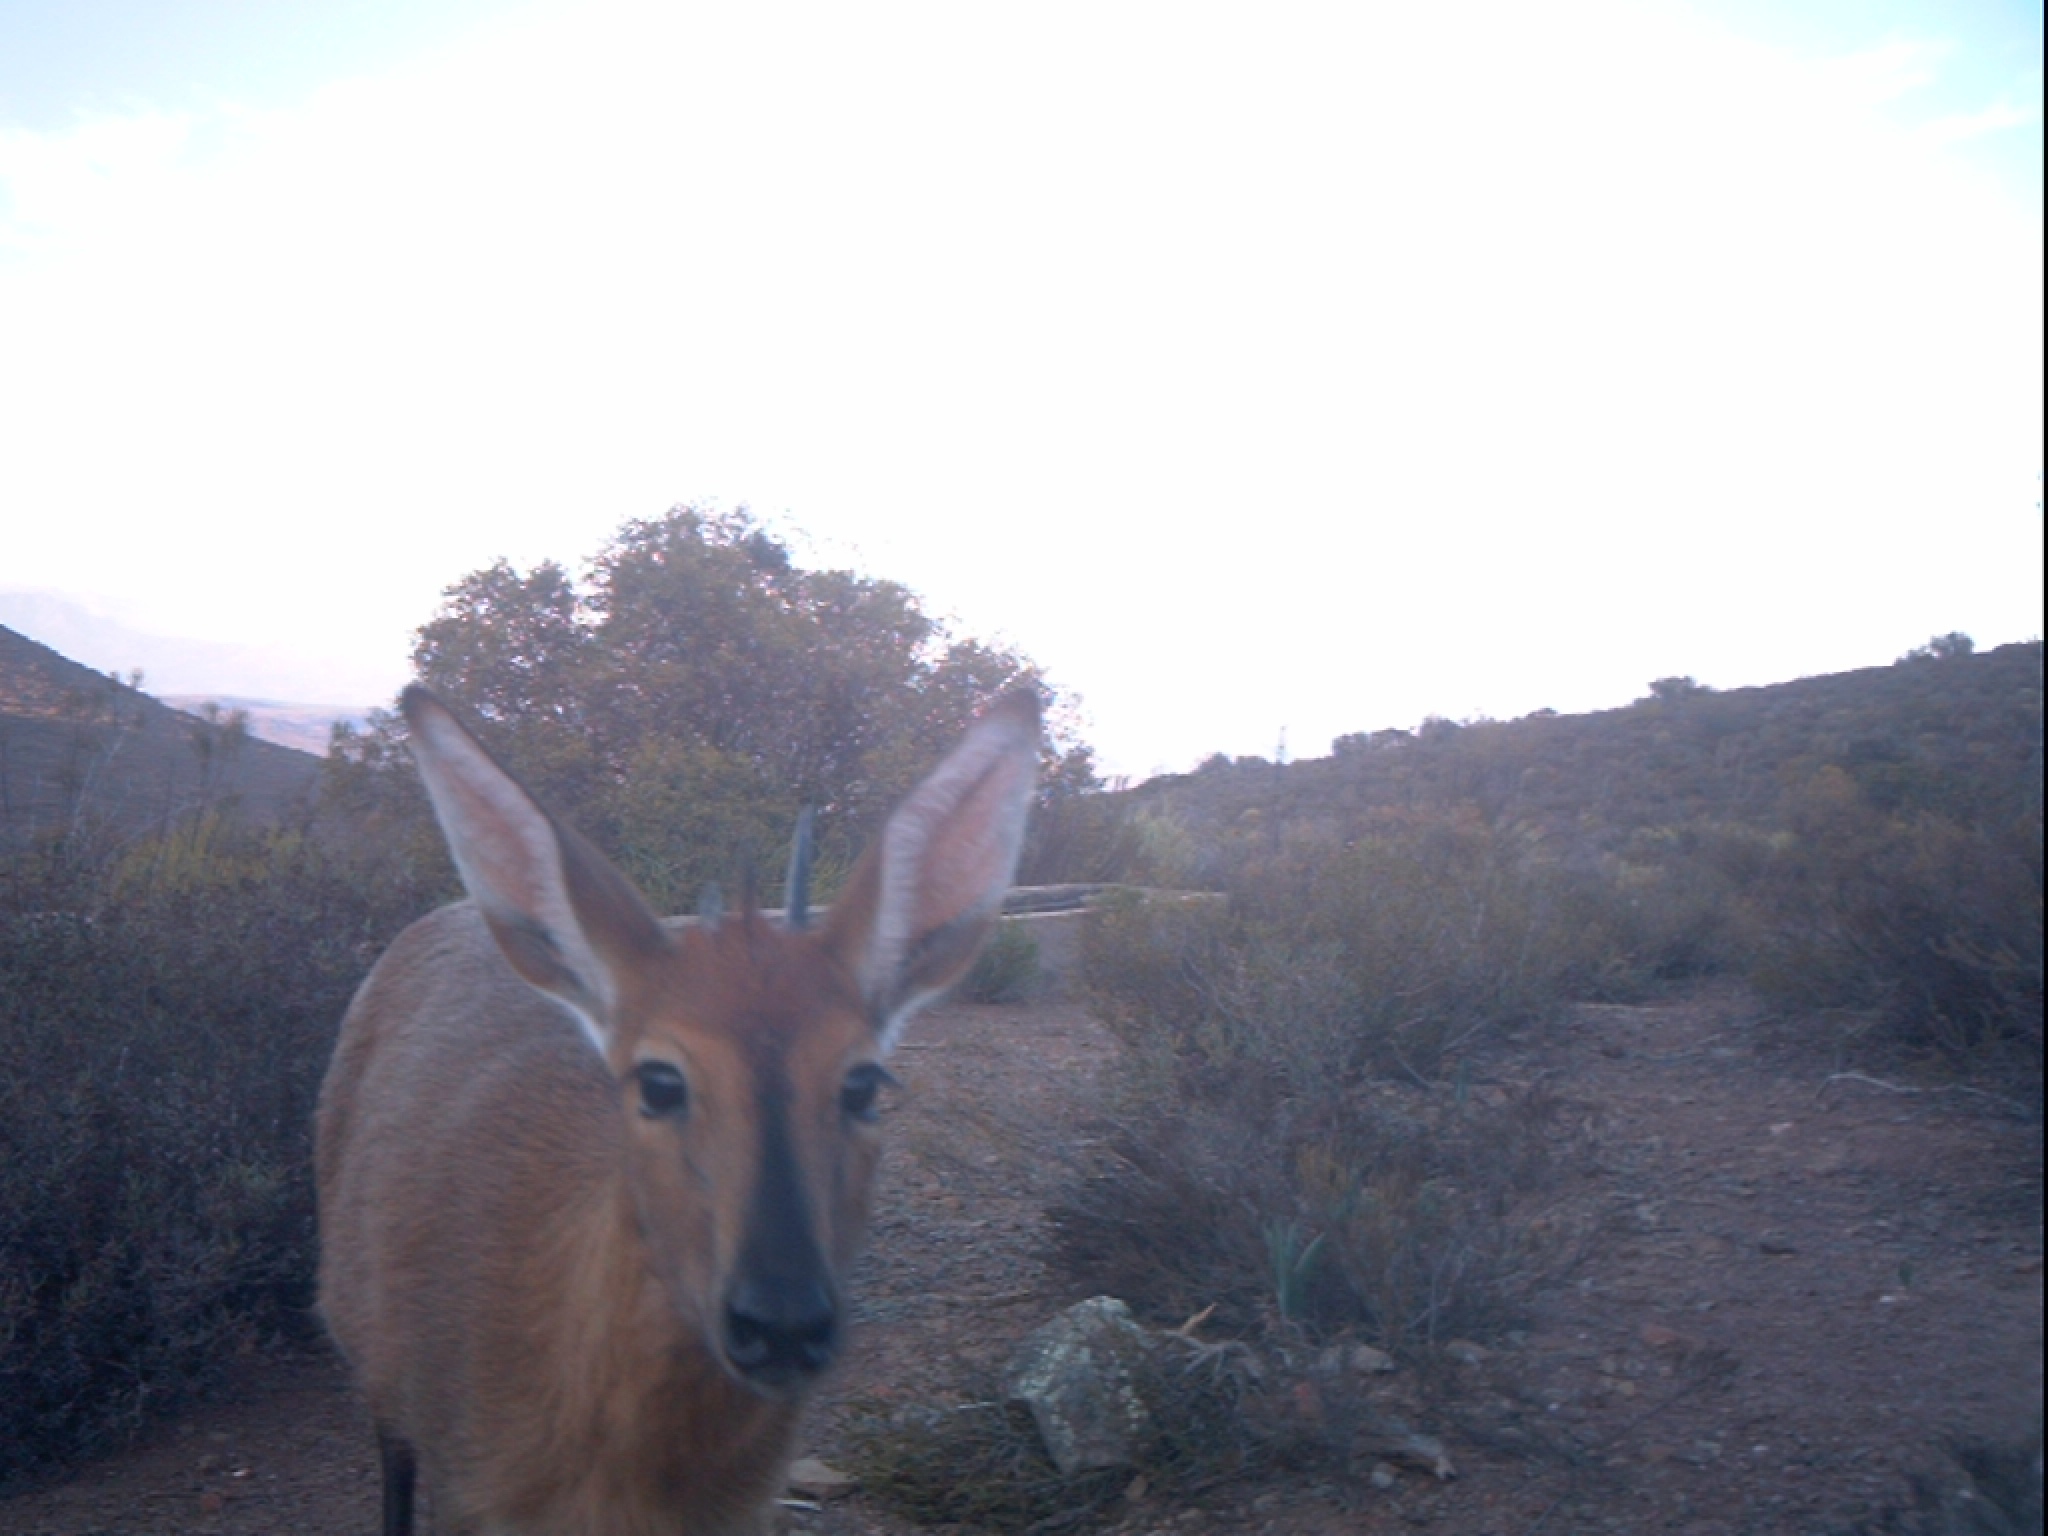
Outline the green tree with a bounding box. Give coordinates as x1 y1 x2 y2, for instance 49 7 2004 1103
1898 631 1975 663
331 506 1087 909
1644 675 1712 703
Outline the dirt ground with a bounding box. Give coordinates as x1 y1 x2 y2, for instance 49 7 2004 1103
2 988 2039 1535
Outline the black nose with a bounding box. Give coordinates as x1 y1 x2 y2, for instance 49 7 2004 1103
723 1275 837 1388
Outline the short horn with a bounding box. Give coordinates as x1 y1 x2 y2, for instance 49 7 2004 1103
784 806 816 929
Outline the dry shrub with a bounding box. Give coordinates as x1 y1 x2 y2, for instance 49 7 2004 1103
0 825 430 1483
1603 819 1778 983
1062 886 1590 1355
1051 1085 1584 1354
1835 1425 2044 1535
1752 769 2043 1075
840 1398 1127 1531
1227 809 1628 1076
958 918 1043 1004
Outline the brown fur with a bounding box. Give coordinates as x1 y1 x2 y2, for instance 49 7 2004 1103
316 690 1038 1535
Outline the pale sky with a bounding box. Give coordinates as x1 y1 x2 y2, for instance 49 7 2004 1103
2 1 2041 779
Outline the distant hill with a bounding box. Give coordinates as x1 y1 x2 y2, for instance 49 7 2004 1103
1099 640 2044 878
159 696 372 756
0 589 394 707
0 626 324 849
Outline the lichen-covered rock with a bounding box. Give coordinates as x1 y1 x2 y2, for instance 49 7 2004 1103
1004 1296 1155 1475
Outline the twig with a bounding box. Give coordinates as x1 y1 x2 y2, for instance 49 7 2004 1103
1817 1072 2034 1116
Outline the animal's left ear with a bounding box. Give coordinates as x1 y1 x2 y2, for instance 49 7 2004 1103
825 690 1041 1051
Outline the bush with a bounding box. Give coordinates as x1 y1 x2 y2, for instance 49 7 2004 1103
0 824 432 1483
1050 1077 1584 1352
1751 768 2043 1071
1061 883 1592 1353
1212 809 1631 1076
1603 820 1778 983
957 918 1043 1004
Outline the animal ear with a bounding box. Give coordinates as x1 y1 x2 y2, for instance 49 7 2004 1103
402 686 667 1054
825 690 1041 1051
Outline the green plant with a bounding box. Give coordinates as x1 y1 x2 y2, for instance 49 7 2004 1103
1263 1220 1325 1324
958 918 1042 1004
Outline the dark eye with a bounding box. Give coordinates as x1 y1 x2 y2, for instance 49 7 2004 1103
840 1063 894 1123
634 1061 690 1119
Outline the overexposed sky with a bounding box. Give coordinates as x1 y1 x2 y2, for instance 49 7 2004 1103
2 0 2041 778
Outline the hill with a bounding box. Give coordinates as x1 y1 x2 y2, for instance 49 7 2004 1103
1110 639 2043 872
0 625 324 849
159 696 370 756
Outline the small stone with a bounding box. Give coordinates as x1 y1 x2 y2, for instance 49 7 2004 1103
1444 1339 1489 1365
1350 1344 1397 1374
785 1457 856 1499
1290 1379 1326 1423
1371 1461 1399 1490
1640 1322 1694 1350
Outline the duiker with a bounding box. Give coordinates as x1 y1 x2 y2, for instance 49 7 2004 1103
316 686 1040 1534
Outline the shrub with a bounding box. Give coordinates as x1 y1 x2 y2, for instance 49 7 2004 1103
0 824 431 1483
1062 881 1592 1353
1223 809 1629 1076
1603 820 1778 983
1050 1077 1584 1352
958 918 1043 1004
1751 769 2043 1071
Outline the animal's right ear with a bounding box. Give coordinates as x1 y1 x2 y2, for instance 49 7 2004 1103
402 686 667 1054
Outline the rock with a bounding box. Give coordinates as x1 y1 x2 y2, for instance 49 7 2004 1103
1350 1344 1397 1374
1289 1379 1327 1424
1005 1295 1155 1475
1444 1339 1489 1365
1640 1321 1698 1350
785 1457 856 1500
1354 1424 1458 1480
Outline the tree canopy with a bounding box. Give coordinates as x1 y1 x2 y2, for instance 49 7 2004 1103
329 507 1095 909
